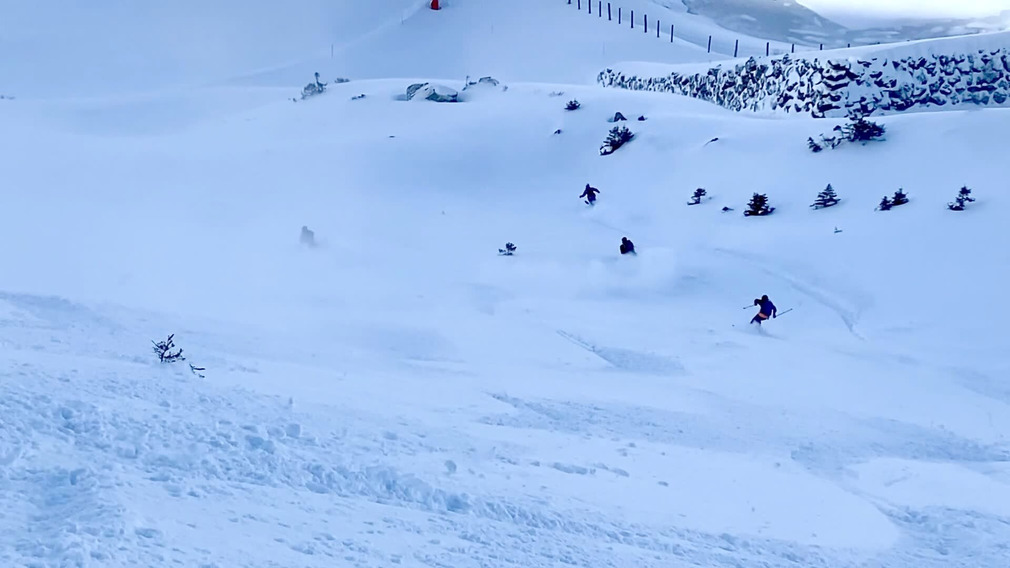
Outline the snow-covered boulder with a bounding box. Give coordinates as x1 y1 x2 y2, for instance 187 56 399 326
598 41 1010 117
405 82 460 103
462 76 501 91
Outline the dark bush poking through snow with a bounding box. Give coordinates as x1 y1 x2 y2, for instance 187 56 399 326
892 188 909 207
744 193 775 217
878 188 909 211
498 242 517 256
948 186 976 211
843 116 886 143
301 72 327 99
810 116 886 152
600 126 634 155
688 188 708 205
152 334 185 363
565 99 581 111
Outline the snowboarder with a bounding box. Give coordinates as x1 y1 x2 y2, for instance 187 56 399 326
619 237 636 255
580 184 601 206
750 295 777 325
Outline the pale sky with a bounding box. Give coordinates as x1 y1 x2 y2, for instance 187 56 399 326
797 0 1010 21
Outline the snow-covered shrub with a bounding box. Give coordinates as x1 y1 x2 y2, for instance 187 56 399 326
301 72 327 99
811 116 885 152
565 99 581 111
600 126 634 155
837 116 886 143
463 76 500 91
892 188 909 207
811 184 840 209
948 186 976 211
688 188 707 205
498 242 517 256
152 334 185 363
744 193 774 216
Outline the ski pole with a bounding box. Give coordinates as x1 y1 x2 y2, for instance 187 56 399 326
776 308 794 318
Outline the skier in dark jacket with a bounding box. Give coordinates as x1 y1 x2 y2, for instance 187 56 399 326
580 184 601 205
751 295 777 325
619 237 635 255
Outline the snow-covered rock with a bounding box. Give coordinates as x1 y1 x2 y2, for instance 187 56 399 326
405 82 460 102
599 41 1010 117
463 76 501 91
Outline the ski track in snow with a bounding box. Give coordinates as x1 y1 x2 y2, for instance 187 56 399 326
2 292 1009 566
556 330 686 376
712 247 869 339
4 4 1010 563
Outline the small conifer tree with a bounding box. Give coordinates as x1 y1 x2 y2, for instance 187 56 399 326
688 188 707 205
892 188 909 206
843 116 886 142
600 126 634 155
152 334 185 363
947 186 975 211
811 184 840 209
744 193 774 216
498 242 517 256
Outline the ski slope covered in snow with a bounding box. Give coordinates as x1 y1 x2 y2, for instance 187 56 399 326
2 1 1009 567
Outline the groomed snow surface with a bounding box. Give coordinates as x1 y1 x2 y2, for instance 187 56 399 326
2 2 1009 567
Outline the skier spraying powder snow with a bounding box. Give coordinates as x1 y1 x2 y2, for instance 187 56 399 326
751 295 777 325
580 184 601 206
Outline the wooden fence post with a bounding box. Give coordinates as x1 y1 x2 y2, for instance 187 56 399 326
588 0 591 14
608 3 611 20
766 42 769 56
791 44 795 53
577 0 581 10
819 43 823 50
631 10 634 29
643 14 647 33
618 7 621 24
670 24 674 42
707 35 712 53
598 1 602 17
734 39 739 58
657 20 660 37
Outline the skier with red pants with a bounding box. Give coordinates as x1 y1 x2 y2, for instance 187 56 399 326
751 295 777 325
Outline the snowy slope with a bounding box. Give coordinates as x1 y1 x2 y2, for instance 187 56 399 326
2 2 1010 568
